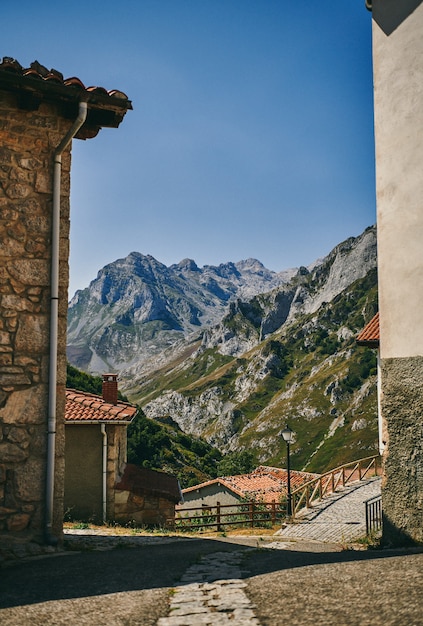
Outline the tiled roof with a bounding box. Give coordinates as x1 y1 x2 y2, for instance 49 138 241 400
65 389 137 424
182 466 320 503
356 313 379 347
0 57 132 138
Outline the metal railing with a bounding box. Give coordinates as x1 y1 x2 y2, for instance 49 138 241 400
290 455 381 518
365 495 382 535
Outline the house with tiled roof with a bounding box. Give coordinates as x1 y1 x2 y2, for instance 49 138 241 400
178 466 319 511
0 57 131 555
65 374 182 526
64 374 137 523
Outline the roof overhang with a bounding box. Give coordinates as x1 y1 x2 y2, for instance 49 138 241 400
0 60 132 139
356 312 380 348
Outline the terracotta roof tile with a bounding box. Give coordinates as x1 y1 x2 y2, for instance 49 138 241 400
182 466 320 503
0 57 132 138
65 388 137 424
356 313 379 346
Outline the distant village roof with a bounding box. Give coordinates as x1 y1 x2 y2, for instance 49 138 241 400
65 389 137 424
0 57 132 138
356 312 380 347
182 466 319 503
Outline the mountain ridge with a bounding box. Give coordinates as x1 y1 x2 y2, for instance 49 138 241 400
67 225 378 473
67 252 298 373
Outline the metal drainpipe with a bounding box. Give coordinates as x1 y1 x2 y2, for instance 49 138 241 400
101 424 107 523
45 101 88 545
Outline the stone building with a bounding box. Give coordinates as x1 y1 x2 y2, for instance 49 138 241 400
368 1 423 544
0 58 131 556
114 464 182 527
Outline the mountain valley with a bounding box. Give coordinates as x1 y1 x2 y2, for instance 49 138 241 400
68 225 379 474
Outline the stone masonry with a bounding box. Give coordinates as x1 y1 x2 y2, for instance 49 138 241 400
0 59 131 557
0 90 72 549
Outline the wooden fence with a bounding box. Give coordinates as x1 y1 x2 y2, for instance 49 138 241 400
290 455 382 518
171 500 286 532
170 455 382 531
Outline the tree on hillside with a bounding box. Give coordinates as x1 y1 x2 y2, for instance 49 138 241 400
217 450 256 476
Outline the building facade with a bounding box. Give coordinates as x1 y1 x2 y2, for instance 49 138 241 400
64 375 137 523
370 1 423 544
0 58 131 557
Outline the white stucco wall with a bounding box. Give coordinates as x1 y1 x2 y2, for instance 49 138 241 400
372 0 423 359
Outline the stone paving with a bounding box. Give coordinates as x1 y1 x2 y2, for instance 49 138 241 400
277 476 382 543
154 478 382 624
58 478 383 625
63 528 193 551
157 551 260 626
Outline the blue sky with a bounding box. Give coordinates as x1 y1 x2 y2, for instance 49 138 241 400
3 1 376 296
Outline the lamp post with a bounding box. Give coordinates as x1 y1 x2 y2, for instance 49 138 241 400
281 425 294 518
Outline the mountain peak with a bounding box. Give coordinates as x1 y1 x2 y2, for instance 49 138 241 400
173 258 200 272
67 226 376 378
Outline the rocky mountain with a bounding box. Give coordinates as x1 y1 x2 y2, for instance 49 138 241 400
120 226 378 473
68 225 378 473
201 225 377 357
67 253 295 373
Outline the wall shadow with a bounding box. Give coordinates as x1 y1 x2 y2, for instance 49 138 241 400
0 536 421 610
372 0 422 36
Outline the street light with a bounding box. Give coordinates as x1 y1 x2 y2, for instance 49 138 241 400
281 425 295 517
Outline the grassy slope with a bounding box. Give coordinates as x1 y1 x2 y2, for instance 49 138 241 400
131 269 379 474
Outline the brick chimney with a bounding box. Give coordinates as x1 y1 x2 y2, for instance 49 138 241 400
102 373 118 405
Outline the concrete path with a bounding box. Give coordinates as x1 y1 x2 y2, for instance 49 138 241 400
277 477 382 543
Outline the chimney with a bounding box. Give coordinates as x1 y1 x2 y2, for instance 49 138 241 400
102 373 118 405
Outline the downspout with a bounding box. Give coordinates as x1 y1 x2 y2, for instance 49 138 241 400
45 101 88 545
101 424 108 523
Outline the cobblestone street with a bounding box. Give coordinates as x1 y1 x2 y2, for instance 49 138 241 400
1 479 422 625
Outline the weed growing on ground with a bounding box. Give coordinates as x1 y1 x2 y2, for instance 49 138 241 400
72 522 89 530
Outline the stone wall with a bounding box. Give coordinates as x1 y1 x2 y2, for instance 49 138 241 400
106 424 128 520
0 90 72 554
113 464 180 527
380 357 423 545
113 490 176 527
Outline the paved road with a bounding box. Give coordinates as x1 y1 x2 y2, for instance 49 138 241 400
2 479 422 626
278 476 382 543
1 533 422 626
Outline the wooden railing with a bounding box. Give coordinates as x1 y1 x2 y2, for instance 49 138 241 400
291 455 382 518
171 500 286 532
